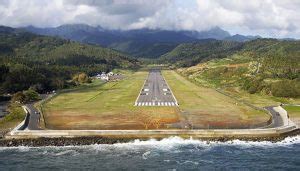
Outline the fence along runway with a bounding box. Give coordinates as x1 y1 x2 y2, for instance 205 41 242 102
135 69 178 106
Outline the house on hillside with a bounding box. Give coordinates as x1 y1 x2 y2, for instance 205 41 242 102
95 74 101 79
100 72 109 81
107 72 114 76
94 71 124 81
95 72 108 81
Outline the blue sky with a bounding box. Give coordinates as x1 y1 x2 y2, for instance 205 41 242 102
0 0 299 38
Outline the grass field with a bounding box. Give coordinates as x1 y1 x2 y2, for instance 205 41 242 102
43 70 270 130
43 71 179 130
284 106 300 117
0 104 25 130
162 70 270 128
283 105 300 126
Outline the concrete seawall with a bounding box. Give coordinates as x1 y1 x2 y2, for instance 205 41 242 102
11 106 30 131
6 125 298 139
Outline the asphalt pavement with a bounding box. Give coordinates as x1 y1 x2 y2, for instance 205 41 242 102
24 94 51 130
263 106 285 128
135 69 178 106
26 103 41 130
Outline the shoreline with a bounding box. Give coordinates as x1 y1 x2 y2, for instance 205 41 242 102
1 129 299 147
2 104 297 147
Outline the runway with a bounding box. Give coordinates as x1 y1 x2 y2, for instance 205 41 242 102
135 69 178 106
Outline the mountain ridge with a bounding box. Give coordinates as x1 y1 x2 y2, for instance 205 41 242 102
22 24 261 58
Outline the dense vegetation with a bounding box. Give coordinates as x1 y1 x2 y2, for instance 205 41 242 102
0 26 139 95
177 39 300 98
160 39 243 67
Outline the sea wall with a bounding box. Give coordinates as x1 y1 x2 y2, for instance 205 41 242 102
2 106 298 146
1 129 299 147
11 106 30 131
6 124 298 139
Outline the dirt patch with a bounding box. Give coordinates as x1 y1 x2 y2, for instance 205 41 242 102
44 108 181 130
183 110 269 129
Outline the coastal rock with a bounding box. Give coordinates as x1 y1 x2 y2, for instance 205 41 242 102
0 129 299 147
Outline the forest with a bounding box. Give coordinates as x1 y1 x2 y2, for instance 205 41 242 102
0 26 139 95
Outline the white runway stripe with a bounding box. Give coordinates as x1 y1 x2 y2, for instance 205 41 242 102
136 101 178 106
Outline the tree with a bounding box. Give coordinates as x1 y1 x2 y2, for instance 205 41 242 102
0 64 9 82
11 92 26 104
72 73 91 85
271 80 300 98
23 88 40 102
78 73 90 83
11 89 40 104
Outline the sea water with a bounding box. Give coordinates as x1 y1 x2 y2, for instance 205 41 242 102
0 136 300 170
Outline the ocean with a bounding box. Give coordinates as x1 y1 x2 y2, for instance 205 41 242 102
0 136 300 170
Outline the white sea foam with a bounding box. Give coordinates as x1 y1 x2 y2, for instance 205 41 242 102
0 135 299 152
176 160 199 165
142 151 151 159
0 145 32 152
54 149 78 156
108 135 300 149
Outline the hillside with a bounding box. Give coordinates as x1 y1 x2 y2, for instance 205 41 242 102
0 26 139 94
160 39 243 67
176 39 300 99
224 34 261 42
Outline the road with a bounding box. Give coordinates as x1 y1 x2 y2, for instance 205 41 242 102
135 69 178 106
264 106 285 128
24 94 51 130
26 103 41 130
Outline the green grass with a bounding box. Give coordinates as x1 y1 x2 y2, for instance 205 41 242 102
45 72 144 114
283 105 300 126
0 104 25 130
43 71 179 130
284 105 300 117
43 69 271 130
163 70 270 128
222 87 280 107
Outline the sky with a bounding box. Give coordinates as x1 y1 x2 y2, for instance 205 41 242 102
0 0 300 38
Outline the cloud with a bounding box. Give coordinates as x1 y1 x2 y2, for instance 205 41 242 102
0 0 299 38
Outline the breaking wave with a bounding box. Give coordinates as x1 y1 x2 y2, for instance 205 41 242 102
0 135 299 152
1 136 300 170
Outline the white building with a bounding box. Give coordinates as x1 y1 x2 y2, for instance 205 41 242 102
107 72 114 76
100 73 109 81
95 74 101 79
